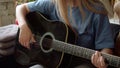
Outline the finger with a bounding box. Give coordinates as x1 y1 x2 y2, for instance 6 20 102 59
97 51 101 57
98 56 106 68
19 36 24 46
97 56 107 68
23 42 27 48
31 36 36 43
100 56 106 67
96 52 105 68
91 53 98 67
20 37 30 49
97 56 102 68
19 33 26 47
96 52 102 67
92 51 102 67
95 51 99 59
25 41 30 49
94 51 100 66
91 54 94 64
22 39 27 47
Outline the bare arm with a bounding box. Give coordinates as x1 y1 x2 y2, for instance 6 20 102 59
16 3 29 27
16 4 35 49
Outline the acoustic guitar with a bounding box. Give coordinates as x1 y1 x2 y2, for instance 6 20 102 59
16 12 120 68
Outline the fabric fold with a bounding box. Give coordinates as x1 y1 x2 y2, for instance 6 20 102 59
0 40 15 49
0 46 15 58
0 24 18 42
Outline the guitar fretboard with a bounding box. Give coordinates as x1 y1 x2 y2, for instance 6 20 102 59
51 39 120 67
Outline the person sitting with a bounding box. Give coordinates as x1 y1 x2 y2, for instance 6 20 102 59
16 0 114 68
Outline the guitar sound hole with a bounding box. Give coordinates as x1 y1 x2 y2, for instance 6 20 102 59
42 35 52 50
40 32 54 53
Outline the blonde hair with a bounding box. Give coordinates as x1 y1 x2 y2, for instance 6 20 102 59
52 0 107 26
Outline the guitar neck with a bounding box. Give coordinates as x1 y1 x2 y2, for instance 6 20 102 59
51 39 120 67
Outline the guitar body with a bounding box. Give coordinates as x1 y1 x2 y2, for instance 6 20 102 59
16 12 76 68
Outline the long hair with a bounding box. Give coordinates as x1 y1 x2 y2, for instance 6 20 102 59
52 0 107 26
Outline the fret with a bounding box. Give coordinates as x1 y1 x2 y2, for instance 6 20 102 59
82 49 85 58
115 58 119 66
118 58 120 67
84 48 88 59
86 48 91 59
80 47 84 58
85 48 90 59
108 54 112 65
73 45 79 56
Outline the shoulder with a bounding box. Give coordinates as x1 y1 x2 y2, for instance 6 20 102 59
27 0 55 13
27 0 53 7
34 0 52 5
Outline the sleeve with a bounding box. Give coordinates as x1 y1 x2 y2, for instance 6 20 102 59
94 14 114 49
27 0 52 15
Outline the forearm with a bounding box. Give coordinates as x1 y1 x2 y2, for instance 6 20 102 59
16 3 30 27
